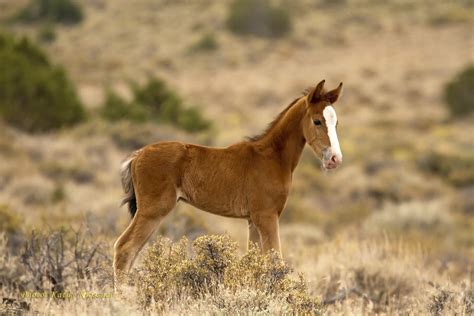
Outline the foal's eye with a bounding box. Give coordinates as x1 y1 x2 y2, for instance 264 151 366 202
313 120 322 126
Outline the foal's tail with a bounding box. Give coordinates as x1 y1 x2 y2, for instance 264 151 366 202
120 154 137 218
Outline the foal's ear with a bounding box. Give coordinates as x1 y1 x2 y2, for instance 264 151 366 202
325 82 343 104
307 80 326 104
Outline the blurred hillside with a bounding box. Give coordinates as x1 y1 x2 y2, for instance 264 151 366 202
0 0 473 314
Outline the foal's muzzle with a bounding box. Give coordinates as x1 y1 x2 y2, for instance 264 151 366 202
322 149 342 170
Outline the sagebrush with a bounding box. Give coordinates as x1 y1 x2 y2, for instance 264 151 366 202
132 235 323 314
0 32 85 133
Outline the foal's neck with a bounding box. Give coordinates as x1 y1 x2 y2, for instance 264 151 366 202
257 98 307 172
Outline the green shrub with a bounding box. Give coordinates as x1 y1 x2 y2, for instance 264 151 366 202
429 7 473 26
51 184 66 203
106 79 211 132
227 0 292 38
37 23 56 43
317 0 347 7
17 0 83 25
444 65 474 117
133 78 182 120
100 91 148 123
100 78 211 132
178 106 212 132
0 32 86 133
134 235 322 313
418 149 474 187
190 33 219 53
132 78 211 132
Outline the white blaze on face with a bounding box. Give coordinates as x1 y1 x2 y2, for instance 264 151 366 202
322 105 342 160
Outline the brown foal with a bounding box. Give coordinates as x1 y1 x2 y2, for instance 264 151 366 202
113 80 344 282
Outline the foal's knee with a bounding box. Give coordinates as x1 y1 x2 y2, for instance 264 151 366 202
113 237 132 272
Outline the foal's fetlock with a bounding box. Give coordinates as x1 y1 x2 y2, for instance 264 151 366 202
113 270 128 294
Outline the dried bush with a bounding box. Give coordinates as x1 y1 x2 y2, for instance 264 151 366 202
10 176 55 206
133 235 322 314
356 161 443 203
0 233 22 292
0 32 85 133
351 267 414 312
39 160 95 184
427 283 473 315
16 0 83 25
314 240 421 313
320 265 416 313
227 0 292 38
444 64 474 117
0 228 110 293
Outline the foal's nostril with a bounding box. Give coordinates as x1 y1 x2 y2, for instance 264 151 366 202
330 155 338 163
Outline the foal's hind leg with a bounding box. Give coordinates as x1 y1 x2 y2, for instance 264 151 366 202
113 185 177 283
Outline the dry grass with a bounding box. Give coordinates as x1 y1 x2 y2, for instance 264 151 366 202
1 231 471 315
301 237 473 314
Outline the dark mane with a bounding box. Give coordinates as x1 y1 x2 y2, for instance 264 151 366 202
246 89 311 142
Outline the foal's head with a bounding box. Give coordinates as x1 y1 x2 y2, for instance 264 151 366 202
302 80 343 170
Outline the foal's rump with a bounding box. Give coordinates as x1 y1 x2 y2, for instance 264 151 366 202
120 142 187 218
121 156 137 218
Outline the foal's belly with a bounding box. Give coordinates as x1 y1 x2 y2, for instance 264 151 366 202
179 184 251 219
184 200 249 219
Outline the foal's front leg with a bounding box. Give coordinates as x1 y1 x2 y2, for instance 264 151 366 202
251 214 281 254
247 220 261 250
